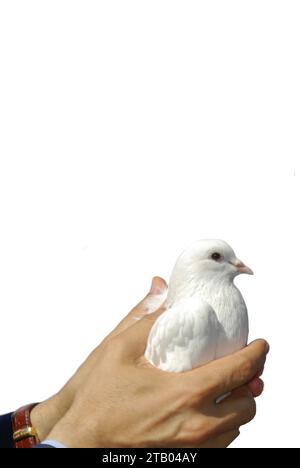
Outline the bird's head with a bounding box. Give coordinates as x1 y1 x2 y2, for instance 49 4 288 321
178 239 253 282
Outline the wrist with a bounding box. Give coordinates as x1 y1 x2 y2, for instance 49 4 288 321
46 412 80 448
31 388 73 441
47 407 101 448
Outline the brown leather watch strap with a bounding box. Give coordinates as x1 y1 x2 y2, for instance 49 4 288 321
12 403 40 448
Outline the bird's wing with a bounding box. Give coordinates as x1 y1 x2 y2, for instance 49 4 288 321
145 297 219 372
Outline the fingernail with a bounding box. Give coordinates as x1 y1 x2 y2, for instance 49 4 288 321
265 342 270 354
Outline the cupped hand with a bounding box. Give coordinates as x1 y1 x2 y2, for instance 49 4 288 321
46 302 269 447
31 277 167 440
32 277 267 446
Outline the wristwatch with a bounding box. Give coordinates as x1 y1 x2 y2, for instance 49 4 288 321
11 403 40 448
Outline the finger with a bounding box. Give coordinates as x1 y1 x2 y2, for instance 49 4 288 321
258 366 265 377
105 277 167 340
231 384 253 399
186 339 269 398
200 429 240 448
214 383 261 403
215 394 256 432
248 377 264 397
216 384 254 404
118 303 167 358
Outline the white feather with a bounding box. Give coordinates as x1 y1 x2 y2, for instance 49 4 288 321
145 297 219 371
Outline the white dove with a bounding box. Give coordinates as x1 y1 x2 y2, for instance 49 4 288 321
145 239 253 372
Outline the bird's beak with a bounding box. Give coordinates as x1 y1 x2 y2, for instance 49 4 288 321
230 259 254 275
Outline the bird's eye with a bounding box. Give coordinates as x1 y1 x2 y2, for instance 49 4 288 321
211 252 222 261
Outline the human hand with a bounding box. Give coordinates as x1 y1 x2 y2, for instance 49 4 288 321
31 277 167 440
46 305 269 447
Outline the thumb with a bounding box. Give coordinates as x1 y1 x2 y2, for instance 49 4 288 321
105 276 167 341
119 303 166 358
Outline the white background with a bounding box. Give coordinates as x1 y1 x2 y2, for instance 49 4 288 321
0 1 299 448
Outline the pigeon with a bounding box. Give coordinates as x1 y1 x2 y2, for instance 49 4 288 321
145 239 253 372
